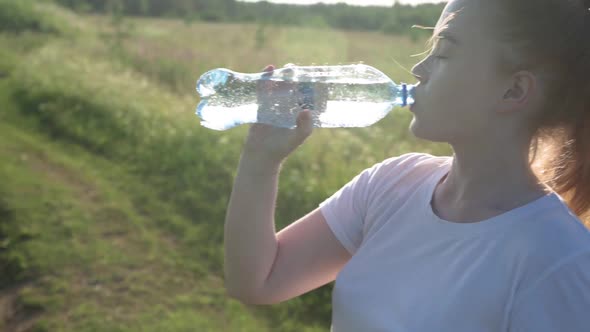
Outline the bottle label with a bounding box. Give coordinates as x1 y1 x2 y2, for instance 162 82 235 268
298 82 315 110
257 81 327 128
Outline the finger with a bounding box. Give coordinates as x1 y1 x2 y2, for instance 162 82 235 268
260 64 275 89
295 109 314 141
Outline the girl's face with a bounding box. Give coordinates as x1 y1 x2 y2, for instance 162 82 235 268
409 0 512 144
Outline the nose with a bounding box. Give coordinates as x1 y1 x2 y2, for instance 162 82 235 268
411 59 427 83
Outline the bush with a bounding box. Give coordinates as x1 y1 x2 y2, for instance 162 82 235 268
9 42 236 250
0 0 59 34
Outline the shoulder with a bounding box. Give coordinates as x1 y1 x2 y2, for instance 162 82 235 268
509 197 590 306
507 205 590 331
339 152 451 205
354 152 451 204
368 152 451 185
515 197 590 270
531 249 590 291
377 152 450 174
509 250 590 331
381 152 450 165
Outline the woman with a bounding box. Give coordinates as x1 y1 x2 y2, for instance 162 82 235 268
224 0 590 330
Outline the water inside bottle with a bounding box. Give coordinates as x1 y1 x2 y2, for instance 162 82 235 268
197 69 413 130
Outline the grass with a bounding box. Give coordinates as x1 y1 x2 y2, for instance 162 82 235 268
0 1 451 331
0 91 275 331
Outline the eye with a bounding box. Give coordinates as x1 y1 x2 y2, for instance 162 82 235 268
429 53 447 61
429 41 449 60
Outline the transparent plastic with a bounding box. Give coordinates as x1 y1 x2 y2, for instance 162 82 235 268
195 64 416 130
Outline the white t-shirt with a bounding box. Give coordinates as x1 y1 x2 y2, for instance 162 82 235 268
319 152 590 332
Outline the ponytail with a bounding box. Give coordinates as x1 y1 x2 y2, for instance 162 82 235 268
530 32 590 227
544 2 590 227
532 116 590 228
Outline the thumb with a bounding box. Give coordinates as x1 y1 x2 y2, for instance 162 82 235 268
295 109 314 142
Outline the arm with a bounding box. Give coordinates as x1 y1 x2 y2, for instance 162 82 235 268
253 207 352 305
224 64 346 304
223 152 282 301
224 151 352 305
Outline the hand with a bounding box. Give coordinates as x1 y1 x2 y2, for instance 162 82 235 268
243 64 314 165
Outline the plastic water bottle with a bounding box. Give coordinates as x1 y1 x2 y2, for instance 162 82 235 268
195 63 416 130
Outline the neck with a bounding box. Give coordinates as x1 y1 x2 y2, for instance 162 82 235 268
440 139 551 212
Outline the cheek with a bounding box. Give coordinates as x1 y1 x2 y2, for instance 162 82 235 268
429 62 494 109
422 78 487 129
424 72 460 110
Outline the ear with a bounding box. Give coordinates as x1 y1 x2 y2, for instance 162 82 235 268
498 71 536 114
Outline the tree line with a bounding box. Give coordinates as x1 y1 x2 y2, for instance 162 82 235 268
54 0 444 37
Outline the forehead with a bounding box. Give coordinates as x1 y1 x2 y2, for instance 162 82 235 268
433 0 511 72
434 0 490 44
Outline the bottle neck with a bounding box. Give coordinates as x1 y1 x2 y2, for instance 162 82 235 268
392 83 416 107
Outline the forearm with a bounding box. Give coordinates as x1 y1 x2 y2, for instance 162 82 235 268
223 152 282 301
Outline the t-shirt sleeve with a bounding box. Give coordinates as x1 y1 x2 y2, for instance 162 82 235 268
318 153 420 255
318 163 379 255
508 251 590 332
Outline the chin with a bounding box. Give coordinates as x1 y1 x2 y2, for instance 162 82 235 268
409 119 450 143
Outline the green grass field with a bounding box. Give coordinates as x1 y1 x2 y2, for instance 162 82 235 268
0 1 450 331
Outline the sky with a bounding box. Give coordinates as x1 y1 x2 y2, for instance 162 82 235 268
239 0 446 6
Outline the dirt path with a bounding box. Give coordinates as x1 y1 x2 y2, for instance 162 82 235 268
0 283 42 332
0 146 101 332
